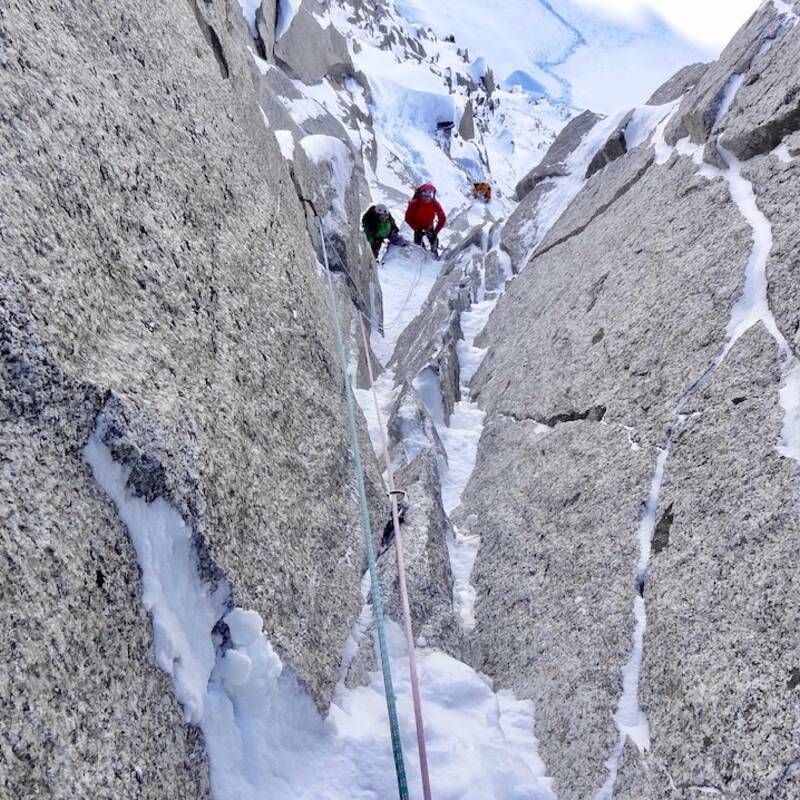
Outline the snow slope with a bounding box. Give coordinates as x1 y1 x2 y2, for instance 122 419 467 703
330 0 568 212
85 429 554 800
396 0 711 112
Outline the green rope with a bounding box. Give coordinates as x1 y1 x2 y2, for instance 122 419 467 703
314 214 410 800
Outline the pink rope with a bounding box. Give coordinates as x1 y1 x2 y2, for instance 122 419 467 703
356 314 433 800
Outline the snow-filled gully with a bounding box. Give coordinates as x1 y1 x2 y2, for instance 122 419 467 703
344 112 666 799
598 80 800 797
84 416 555 799
362 113 686 797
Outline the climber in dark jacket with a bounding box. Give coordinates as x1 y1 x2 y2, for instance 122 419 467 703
362 204 400 259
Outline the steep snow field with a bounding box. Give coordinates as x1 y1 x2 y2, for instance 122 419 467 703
395 0 711 111
330 1 567 210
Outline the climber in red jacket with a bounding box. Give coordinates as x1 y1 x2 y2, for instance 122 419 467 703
404 183 446 258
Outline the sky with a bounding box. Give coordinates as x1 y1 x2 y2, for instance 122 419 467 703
573 0 762 49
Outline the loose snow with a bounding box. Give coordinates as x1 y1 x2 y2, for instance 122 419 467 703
772 142 794 162
354 368 399 459
371 245 441 366
652 105 680 165
86 424 554 799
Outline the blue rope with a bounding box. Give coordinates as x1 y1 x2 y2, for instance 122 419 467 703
314 214 410 800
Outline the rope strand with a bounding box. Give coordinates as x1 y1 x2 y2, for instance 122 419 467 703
355 312 434 800
309 205 411 800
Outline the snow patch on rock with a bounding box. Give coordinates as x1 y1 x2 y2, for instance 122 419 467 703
772 142 794 162
85 423 554 799
84 428 229 726
274 129 295 160
236 0 262 36
771 0 800 24
625 101 679 151
299 134 354 220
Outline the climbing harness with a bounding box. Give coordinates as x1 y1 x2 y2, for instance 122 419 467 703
303 199 411 800
303 198 433 800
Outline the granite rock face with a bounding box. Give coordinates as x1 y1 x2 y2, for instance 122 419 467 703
646 62 709 106
476 151 747 449
461 414 651 798
460 3 800 797
515 109 602 200
0 307 212 798
616 325 800 800
255 0 278 61
664 3 787 147
741 151 800 352
242 0 381 351
1 0 384 795
458 99 476 141
273 0 352 84
4 0 800 797
717 4 800 160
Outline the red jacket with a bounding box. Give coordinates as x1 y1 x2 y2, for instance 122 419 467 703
405 185 446 233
